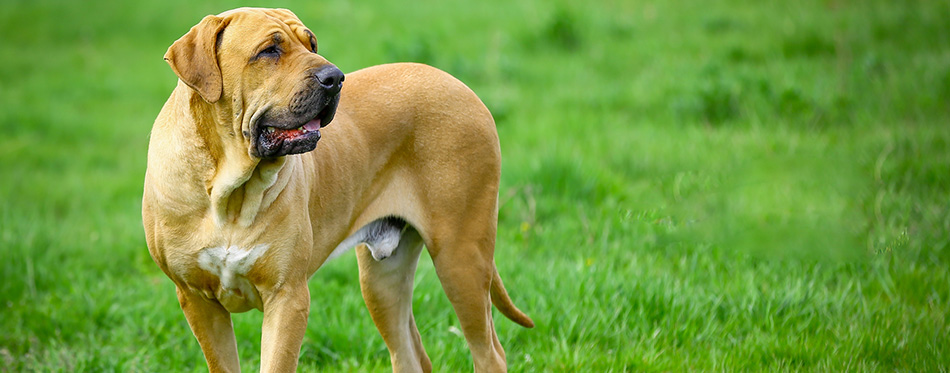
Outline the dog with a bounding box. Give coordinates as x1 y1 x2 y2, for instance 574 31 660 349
142 7 533 373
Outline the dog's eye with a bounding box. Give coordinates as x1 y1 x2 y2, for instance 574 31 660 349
258 46 280 58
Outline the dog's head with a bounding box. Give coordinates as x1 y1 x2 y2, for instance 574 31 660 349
164 8 343 159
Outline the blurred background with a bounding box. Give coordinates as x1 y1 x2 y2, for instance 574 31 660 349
1 0 948 370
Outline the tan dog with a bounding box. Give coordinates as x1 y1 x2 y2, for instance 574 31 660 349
142 7 533 373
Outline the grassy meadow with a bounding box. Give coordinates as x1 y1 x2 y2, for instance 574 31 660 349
2 0 949 370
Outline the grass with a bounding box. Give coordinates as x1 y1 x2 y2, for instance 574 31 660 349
2 0 949 370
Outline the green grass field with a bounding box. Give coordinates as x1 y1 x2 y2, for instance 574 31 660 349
2 0 949 371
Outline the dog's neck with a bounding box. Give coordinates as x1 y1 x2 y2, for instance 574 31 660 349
181 84 291 227
211 155 289 228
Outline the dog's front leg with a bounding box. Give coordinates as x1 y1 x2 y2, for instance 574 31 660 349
176 287 242 373
259 282 311 372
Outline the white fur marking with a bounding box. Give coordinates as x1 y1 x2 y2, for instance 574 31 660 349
197 244 268 311
197 244 268 282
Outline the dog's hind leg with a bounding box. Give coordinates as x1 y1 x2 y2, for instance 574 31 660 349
428 233 507 372
176 287 241 373
357 227 431 372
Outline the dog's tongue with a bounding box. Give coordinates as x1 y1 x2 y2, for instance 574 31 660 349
303 119 321 132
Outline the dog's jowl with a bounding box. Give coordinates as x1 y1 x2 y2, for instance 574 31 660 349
142 7 533 373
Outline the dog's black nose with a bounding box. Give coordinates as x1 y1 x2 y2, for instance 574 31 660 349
315 65 344 94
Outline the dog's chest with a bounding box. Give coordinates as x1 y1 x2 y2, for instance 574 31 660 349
195 244 269 312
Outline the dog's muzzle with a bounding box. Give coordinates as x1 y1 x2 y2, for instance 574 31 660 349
254 65 344 158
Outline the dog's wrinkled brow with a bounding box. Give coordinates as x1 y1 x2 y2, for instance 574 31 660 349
248 32 286 62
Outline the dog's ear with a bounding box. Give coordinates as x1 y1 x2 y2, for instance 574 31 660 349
164 15 228 103
300 29 318 53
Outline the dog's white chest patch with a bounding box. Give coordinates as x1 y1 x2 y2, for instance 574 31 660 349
197 244 268 312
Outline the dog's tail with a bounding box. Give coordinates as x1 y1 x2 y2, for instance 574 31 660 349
490 264 535 328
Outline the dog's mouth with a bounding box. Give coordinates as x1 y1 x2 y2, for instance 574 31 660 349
255 97 337 158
